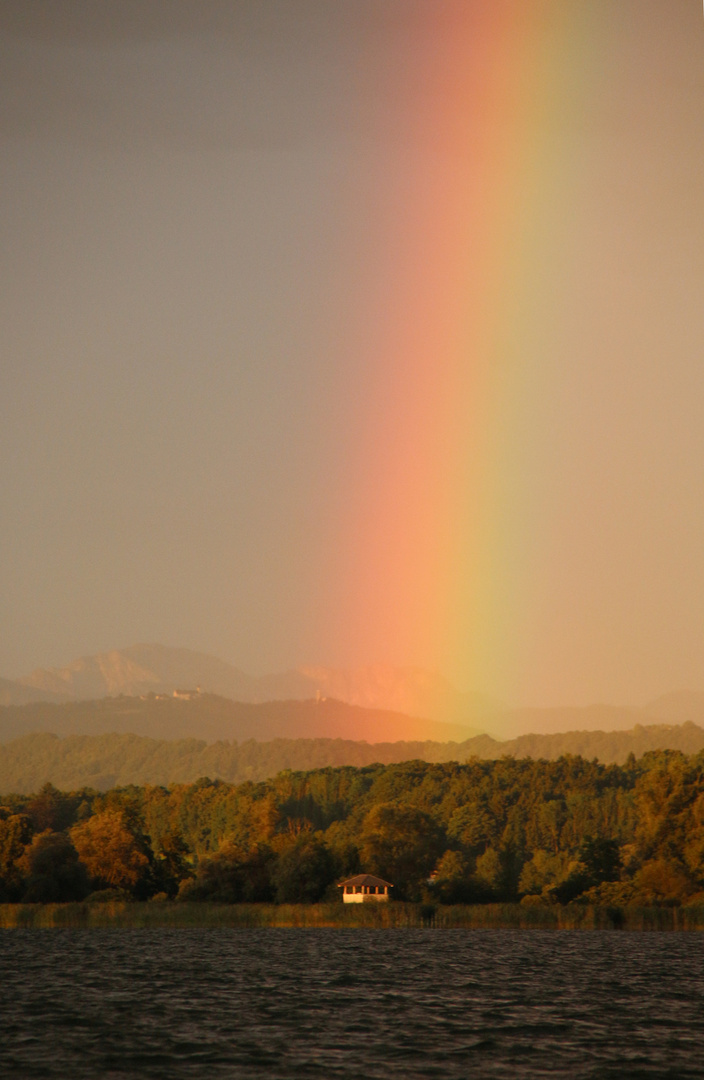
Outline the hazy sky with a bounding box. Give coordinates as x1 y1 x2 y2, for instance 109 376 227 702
2 1 704 707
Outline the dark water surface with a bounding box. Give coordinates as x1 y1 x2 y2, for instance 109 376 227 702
1 928 704 1078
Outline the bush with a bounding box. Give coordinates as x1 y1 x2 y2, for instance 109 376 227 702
86 888 133 903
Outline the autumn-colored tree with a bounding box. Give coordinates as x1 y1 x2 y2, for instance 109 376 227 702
633 753 695 860
8 747 704 908
634 858 696 905
70 810 149 891
518 849 570 897
0 813 33 900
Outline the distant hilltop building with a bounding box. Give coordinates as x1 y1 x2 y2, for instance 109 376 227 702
338 874 393 902
172 687 203 701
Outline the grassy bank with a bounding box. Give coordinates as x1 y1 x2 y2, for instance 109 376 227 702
2 901 704 930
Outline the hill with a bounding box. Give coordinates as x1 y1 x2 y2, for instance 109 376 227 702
6 644 704 738
0 694 477 745
9 644 497 725
642 690 704 724
0 677 68 707
493 704 648 738
1 719 704 793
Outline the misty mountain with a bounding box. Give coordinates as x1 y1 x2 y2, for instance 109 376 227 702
494 704 648 739
0 677 69 707
16 645 255 701
483 699 704 739
0 694 477 745
7 644 704 738
1 721 703 795
641 691 704 725
11 644 497 725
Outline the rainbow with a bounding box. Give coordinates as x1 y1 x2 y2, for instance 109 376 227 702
329 3 611 704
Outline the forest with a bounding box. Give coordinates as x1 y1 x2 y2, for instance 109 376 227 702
3 722 704 794
2 751 704 908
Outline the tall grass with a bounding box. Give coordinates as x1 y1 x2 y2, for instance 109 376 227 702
2 901 704 930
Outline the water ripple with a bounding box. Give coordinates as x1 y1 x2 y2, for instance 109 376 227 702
1 929 704 1077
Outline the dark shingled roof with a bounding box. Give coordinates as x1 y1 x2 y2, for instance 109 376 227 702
337 874 393 888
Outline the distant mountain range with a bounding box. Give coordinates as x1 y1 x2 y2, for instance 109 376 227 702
3 643 704 740
0 695 474 746
3 648 704 792
6 644 493 730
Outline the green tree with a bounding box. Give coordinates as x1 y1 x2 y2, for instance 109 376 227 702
446 801 494 853
269 836 334 904
535 800 565 855
428 849 472 904
18 831 89 902
551 837 622 904
152 831 192 898
24 783 79 833
179 843 274 903
359 802 444 899
474 847 504 897
579 836 622 884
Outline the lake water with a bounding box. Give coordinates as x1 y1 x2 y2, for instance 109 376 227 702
1 928 703 1078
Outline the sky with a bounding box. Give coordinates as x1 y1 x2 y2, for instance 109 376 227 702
1 0 704 707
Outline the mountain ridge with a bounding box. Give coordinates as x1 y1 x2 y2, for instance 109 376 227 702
0 694 478 746
6 644 704 737
11 644 498 726
1 719 703 794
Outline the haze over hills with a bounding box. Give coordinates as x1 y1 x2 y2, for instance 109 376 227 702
5 644 704 740
0 695 475 746
0 677 68 707
11 644 497 728
16 645 259 703
2 719 704 794
3 651 704 791
641 691 704 725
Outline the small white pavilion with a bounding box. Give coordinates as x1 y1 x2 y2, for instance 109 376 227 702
338 874 393 903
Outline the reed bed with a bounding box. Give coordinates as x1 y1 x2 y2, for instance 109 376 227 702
2 901 704 930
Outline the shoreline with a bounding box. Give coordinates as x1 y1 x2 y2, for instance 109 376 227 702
2 901 704 930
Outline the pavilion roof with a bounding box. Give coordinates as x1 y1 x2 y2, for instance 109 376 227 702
337 874 393 888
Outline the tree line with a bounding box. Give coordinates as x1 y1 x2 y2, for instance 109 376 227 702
2 750 704 907
4 723 704 795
